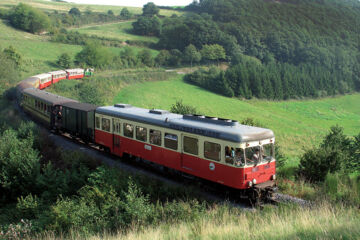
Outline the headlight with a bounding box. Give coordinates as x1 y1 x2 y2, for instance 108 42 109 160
248 181 253 187
272 174 276 180
252 179 257 185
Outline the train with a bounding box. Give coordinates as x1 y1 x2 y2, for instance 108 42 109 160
16 68 276 201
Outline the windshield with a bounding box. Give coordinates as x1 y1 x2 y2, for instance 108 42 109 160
262 143 274 163
245 146 261 166
245 143 275 166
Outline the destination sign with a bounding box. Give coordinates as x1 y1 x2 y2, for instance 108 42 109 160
169 123 221 138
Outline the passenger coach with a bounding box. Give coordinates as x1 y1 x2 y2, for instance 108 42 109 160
94 104 276 190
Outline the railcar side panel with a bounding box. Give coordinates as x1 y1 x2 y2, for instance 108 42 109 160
95 129 113 151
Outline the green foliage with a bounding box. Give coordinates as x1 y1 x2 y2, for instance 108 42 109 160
69 7 81 16
183 44 201 67
78 81 105 105
200 44 225 63
155 50 171 66
56 53 71 68
168 49 182 66
138 49 154 67
0 52 20 95
0 126 40 202
9 3 51 33
170 100 198 115
107 10 114 16
16 194 41 220
298 126 358 182
142 2 160 16
120 8 132 19
3 45 22 67
75 41 113 68
132 16 162 36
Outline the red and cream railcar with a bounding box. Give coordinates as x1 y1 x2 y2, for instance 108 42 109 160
94 104 276 190
66 68 84 80
35 73 52 89
49 70 67 84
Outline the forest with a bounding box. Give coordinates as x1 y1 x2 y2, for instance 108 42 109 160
132 0 360 99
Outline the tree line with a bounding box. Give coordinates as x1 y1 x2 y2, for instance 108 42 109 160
1 3 135 34
133 0 360 100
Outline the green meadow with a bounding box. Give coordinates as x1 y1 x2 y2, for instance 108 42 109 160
114 76 360 159
71 20 159 44
0 0 181 16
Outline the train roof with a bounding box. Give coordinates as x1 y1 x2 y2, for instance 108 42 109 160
48 70 66 75
23 88 77 105
62 102 98 112
96 104 275 142
33 73 51 78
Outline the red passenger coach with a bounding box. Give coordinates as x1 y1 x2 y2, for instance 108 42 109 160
49 70 67 84
36 73 53 89
94 104 276 191
66 68 84 80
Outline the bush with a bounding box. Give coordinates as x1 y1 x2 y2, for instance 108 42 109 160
9 3 51 33
56 53 71 68
170 100 198 115
297 126 357 182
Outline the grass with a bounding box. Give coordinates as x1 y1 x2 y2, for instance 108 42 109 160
38 203 359 240
0 0 183 16
71 20 159 44
114 76 360 159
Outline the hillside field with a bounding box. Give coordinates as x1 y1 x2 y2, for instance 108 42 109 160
114 76 360 159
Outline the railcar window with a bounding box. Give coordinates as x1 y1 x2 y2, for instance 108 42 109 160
124 123 134 138
101 118 110 132
150 129 161 146
262 143 274 163
95 117 100 129
183 136 198 155
204 141 221 161
136 126 147 142
164 133 178 150
245 146 261 166
113 120 121 134
40 102 43 110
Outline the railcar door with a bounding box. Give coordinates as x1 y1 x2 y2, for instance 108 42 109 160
112 118 122 156
181 134 200 173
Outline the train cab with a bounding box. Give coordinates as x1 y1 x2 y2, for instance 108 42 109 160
94 104 276 191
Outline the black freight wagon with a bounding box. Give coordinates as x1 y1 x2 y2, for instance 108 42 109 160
61 102 98 143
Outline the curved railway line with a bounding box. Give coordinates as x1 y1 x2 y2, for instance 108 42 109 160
15 69 309 209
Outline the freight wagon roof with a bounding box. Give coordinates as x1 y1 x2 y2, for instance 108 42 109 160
96 105 274 142
62 102 98 112
23 88 77 105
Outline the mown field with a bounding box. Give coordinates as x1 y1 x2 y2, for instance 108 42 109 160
114 76 360 160
71 20 159 44
0 0 181 16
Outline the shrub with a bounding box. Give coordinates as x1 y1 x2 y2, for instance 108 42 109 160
56 53 71 68
170 100 198 115
9 3 51 33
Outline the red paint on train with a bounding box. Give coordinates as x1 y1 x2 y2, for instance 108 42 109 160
95 129 276 190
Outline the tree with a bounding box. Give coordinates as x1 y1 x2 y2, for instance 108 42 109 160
120 8 132 19
169 49 182 66
132 16 161 36
0 52 20 96
9 3 51 33
142 2 159 16
155 50 170 66
170 100 197 115
75 41 113 68
201 44 225 64
183 44 201 69
3 45 22 67
138 49 154 67
107 10 114 16
57 53 71 68
69 7 81 16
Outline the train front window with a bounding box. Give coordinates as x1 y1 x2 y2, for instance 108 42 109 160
225 147 245 167
262 143 274 162
245 146 261 166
